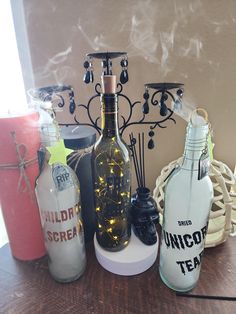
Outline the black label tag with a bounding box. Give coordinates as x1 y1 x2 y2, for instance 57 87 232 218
198 150 210 180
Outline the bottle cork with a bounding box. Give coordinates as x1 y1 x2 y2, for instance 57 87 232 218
101 75 116 94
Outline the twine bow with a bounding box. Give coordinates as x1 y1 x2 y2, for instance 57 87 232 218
0 131 37 202
67 145 93 173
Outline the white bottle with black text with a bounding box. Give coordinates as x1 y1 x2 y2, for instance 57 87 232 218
159 114 214 292
35 161 86 282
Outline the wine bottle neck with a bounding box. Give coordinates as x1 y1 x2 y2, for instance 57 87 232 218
100 94 120 138
182 123 209 171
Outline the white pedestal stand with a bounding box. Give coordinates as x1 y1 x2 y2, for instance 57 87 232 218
94 230 158 276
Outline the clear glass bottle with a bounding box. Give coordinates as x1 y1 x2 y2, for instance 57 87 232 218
35 157 86 282
92 75 131 252
159 115 214 292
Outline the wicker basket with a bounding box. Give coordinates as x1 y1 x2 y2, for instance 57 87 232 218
153 158 235 248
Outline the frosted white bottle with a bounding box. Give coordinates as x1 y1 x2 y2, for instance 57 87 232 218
35 162 86 282
159 117 213 292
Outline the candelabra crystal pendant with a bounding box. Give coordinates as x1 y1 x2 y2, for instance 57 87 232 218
69 89 76 114
92 75 131 252
83 57 94 84
148 130 155 149
142 101 149 114
142 89 150 114
101 58 113 75
160 93 168 116
120 57 129 84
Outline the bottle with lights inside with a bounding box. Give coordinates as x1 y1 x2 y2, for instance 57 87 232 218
92 75 131 252
159 109 214 292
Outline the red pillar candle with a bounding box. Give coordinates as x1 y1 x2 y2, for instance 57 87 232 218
0 111 46 260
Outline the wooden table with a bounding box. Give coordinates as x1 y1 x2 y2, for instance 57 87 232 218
0 234 235 314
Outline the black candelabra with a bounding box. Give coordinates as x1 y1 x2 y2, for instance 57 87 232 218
78 52 184 149
142 82 184 148
30 52 184 150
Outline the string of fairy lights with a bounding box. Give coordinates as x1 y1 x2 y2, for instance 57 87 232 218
94 138 130 246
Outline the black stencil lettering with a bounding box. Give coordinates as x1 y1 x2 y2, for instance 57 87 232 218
183 234 194 248
192 231 201 244
185 260 194 272
201 226 207 239
56 174 64 184
170 233 180 249
163 230 170 248
176 261 186 275
177 234 185 249
193 255 201 268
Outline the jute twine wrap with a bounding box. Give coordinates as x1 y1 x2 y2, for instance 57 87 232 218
0 131 37 202
67 145 94 173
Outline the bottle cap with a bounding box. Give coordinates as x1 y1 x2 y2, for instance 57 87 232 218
101 75 116 94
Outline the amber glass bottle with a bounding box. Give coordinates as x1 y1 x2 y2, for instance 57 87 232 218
92 75 131 252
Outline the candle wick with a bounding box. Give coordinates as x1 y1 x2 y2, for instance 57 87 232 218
72 126 80 133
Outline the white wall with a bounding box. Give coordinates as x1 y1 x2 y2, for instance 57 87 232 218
22 0 236 190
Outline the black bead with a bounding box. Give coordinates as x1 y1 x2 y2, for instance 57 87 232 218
142 101 149 114
143 91 149 100
83 71 90 84
69 90 74 99
69 100 76 114
160 103 168 116
120 59 128 67
149 130 154 137
177 88 183 97
83 60 89 69
120 69 129 84
101 60 107 68
163 93 168 101
148 138 155 149
109 60 112 71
